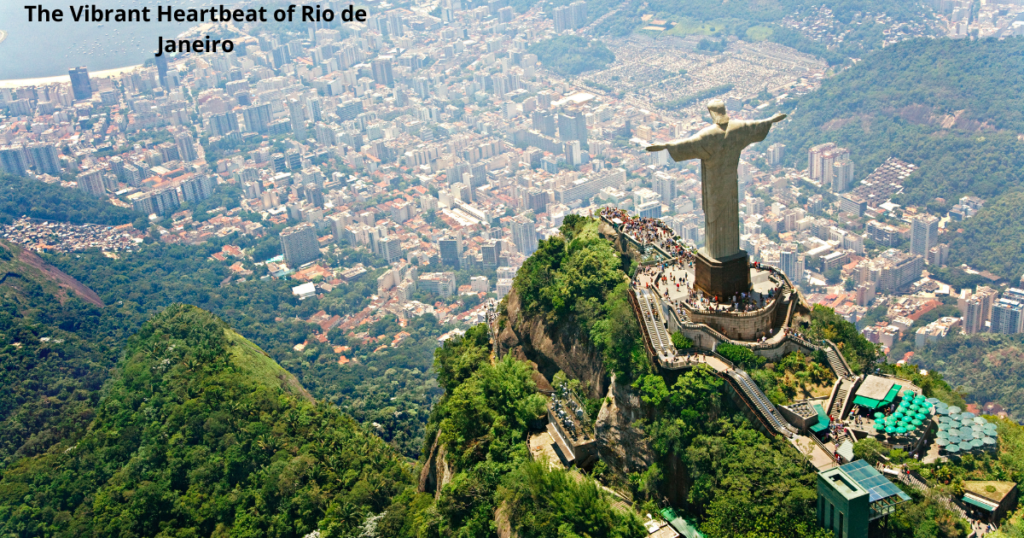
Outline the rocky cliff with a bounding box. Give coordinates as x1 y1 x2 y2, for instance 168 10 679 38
498 288 609 400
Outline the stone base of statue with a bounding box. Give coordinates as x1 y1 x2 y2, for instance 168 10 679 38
694 249 751 300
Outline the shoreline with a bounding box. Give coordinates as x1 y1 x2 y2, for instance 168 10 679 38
0 63 146 89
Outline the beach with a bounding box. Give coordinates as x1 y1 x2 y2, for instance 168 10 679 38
0 64 145 88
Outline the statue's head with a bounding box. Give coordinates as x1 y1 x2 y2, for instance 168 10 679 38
707 99 730 126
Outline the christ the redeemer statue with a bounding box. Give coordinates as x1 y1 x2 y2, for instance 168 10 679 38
647 100 786 297
647 100 786 260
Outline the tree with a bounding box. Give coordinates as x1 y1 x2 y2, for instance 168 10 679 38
852 438 889 465
671 332 694 350
717 343 765 369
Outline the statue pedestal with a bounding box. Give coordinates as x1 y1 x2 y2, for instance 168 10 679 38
694 249 751 300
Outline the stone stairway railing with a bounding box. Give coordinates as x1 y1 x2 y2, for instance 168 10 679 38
807 432 840 469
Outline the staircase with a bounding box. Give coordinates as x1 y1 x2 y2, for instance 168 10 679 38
835 427 855 448
829 378 853 419
825 346 853 379
636 289 674 362
728 369 796 438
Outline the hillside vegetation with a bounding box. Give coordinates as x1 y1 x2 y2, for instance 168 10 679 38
773 37 1024 208
911 333 1024 422
0 305 413 537
592 0 928 61
947 190 1024 280
527 36 616 76
0 241 118 469
512 215 645 380
52 240 442 458
0 173 137 225
401 324 644 537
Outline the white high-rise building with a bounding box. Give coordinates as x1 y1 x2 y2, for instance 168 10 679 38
910 215 939 258
510 215 538 256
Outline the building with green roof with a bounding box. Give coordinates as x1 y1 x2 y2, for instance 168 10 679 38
817 460 911 538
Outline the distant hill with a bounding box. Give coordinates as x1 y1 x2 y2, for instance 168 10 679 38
772 37 1024 208
0 305 412 537
911 333 1024 422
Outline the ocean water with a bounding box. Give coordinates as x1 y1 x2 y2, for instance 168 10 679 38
0 0 219 80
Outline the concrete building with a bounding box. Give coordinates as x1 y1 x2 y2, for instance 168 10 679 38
26 142 61 175
439 235 462 269
378 236 404 264
915 317 960 348
371 57 395 87
69 66 92 101
0 145 29 176
497 277 514 300
470 275 489 293
553 168 625 204
910 215 939 258
180 174 215 204
510 215 538 256
280 223 320 268
76 168 106 197
652 172 677 204
990 298 1024 334
808 142 836 181
175 131 199 162
961 286 999 334
288 98 307 140
418 271 456 297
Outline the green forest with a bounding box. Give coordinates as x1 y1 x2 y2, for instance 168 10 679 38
526 36 616 76
946 191 1024 281
773 37 1024 207
0 305 413 537
911 333 1024 422
512 215 645 380
0 174 137 225
0 234 442 464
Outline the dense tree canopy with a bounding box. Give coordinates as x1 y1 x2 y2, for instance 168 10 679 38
49 240 441 458
911 333 1024 422
513 216 645 380
947 190 1024 281
527 36 615 76
773 37 1024 210
0 305 413 537
0 173 136 225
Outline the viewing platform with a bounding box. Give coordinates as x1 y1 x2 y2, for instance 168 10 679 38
603 209 862 470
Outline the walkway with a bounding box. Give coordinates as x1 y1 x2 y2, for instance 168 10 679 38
876 463 970 521
793 434 839 471
659 352 732 372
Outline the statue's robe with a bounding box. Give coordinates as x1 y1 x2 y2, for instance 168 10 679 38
664 118 774 260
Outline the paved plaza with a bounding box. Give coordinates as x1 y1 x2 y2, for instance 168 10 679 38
635 260 784 315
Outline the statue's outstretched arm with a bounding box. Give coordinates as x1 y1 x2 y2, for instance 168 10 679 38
646 135 705 162
742 113 788 145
